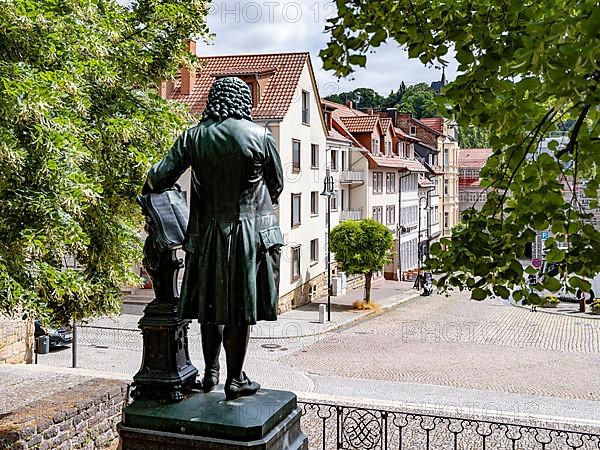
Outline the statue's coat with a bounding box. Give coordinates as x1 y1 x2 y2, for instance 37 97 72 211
146 118 284 325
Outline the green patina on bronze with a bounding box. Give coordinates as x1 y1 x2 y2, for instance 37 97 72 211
122 388 297 441
145 76 284 326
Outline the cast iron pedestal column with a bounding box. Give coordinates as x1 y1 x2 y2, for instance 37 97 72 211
130 235 198 401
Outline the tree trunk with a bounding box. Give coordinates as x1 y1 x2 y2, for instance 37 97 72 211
364 273 372 303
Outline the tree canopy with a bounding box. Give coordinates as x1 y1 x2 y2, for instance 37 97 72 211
397 82 439 119
326 81 439 119
327 87 386 109
0 0 210 324
459 125 490 148
321 0 600 303
330 219 394 302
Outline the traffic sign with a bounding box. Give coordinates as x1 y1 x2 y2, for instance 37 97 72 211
541 231 549 240
532 258 543 269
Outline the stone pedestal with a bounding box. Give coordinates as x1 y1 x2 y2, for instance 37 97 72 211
119 388 308 449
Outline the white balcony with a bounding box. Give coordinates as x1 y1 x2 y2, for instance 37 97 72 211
339 209 363 221
339 170 365 184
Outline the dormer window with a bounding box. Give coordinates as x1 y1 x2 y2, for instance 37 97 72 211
323 111 331 130
371 138 380 155
245 82 257 106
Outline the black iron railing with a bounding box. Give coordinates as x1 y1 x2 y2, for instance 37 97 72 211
298 401 600 450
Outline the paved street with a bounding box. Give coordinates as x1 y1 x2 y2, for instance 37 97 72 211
36 287 600 424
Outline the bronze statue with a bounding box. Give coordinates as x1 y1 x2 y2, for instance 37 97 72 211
142 77 284 401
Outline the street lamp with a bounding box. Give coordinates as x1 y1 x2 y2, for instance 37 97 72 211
321 168 336 321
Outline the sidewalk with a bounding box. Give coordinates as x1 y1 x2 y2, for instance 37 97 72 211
90 279 422 338
513 300 600 319
251 279 419 339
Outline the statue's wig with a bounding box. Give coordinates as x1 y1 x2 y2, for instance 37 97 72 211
202 76 252 121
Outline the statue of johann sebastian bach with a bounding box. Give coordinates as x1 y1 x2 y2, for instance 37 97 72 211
143 77 284 401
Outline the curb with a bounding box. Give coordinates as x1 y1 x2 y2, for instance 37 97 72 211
249 290 422 340
511 302 600 321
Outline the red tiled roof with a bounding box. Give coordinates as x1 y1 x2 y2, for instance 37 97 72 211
420 117 444 134
394 127 416 141
458 148 493 169
339 115 379 133
321 99 366 119
379 117 393 131
365 154 428 172
328 127 353 143
169 52 309 120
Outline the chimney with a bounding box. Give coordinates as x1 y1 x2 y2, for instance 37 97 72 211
345 100 353 109
158 80 176 99
181 40 197 96
385 108 398 126
367 108 374 115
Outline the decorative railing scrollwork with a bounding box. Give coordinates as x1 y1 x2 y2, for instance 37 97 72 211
298 401 600 450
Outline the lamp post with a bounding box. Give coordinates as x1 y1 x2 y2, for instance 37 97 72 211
321 168 335 321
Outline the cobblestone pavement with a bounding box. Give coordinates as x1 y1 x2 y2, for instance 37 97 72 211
283 291 600 402
36 289 600 422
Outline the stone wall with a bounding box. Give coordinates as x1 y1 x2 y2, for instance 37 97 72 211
0 378 127 450
0 318 34 365
277 272 327 314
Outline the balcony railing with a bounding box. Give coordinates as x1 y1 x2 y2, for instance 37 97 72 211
298 401 600 450
339 170 365 184
339 209 363 221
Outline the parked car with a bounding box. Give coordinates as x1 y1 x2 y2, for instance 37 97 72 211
34 320 73 349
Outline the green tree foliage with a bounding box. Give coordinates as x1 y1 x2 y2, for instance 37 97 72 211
0 0 211 325
322 0 599 303
330 219 394 302
327 87 386 109
382 81 407 108
397 83 438 118
459 125 490 148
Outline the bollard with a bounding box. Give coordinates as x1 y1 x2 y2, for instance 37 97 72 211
318 304 326 324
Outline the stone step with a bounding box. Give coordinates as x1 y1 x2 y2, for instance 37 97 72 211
123 292 155 305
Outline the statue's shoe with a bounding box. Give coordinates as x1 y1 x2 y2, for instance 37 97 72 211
201 369 220 393
224 372 260 400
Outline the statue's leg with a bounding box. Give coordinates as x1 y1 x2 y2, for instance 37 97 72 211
223 325 260 400
223 325 250 381
200 323 223 392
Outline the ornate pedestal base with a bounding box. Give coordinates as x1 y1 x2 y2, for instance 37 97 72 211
119 388 307 449
130 299 198 401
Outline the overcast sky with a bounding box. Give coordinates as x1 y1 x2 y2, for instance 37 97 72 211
198 1 458 97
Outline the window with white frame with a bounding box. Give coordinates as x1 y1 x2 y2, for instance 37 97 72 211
311 144 319 169
373 206 383 223
386 205 395 225
310 191 319 216
444 179 449 195
291 193 301 227
301 90 310 125
310 238 319 264
331 149 338 171
410 125 416 135
291 246 301 281
444 211 449 229
292 139 301 172
386 172 396 193
385 141 392 156
372 138 380 155
373 172 383 193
